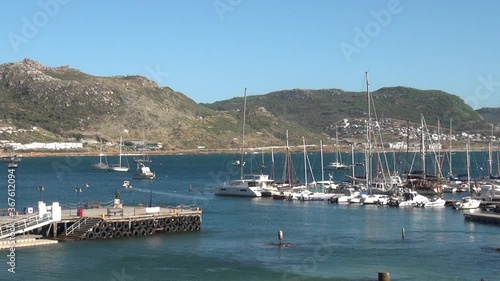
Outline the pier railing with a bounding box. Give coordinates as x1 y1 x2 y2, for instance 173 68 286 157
65 216 91 236
0 212 53 240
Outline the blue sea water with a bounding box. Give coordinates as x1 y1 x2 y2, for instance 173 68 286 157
0 151 499 281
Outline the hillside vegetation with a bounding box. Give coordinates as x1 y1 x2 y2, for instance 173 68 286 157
205 87 490 136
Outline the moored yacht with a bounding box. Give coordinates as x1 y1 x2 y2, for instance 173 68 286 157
133 163 155 180
214 174 274 197
397 191 429 207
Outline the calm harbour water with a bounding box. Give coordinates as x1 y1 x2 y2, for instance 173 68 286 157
0 152 499 281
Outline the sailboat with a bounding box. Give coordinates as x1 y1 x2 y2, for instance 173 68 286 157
108 136 130 172
405 115 442 196
214 88 273 197
326 126 349 170
453 141 481 210
91 141 109 170
488 126 500 180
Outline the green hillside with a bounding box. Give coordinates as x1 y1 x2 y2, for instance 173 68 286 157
205 87 489 136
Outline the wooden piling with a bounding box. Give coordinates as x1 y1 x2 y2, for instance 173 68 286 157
401 228 405 240
378 272 391 281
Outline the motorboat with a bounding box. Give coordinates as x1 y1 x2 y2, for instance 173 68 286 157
453 196 481 210
424 196 446 207
299 192 336 201
336 188 360 204
133 163 155 180
325 162 349 170
215 174 274 197
397 191 429 207
361 194 390 205
122 181 133 189
480 184 500 201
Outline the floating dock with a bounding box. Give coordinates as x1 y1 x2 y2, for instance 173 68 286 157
0 234 58 249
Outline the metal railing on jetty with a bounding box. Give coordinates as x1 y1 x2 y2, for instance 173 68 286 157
0 212 53 239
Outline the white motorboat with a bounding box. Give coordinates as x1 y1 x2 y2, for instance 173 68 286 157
424 197 446 207
361 194 390 205
214 174 274 197
325 162 349 170
336 188 360 204
453 196 481 210
299 192 336 201
122 181 133 189
480 184 500 201
133 163 155 180
397 191 429 207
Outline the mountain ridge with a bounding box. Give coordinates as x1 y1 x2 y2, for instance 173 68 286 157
0 59 497 150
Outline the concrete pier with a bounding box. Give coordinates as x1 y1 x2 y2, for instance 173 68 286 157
464 210 500 224
0 204 202 242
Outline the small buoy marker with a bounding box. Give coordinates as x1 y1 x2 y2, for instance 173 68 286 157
278 230 283 246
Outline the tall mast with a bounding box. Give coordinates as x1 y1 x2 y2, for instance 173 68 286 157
240 87 247 180
437 118 441 178
351 143 355 185
406 120 409 180
365 71 371 185
421 114 426 180
286 130 292 187
271 148 275 180
303 136 307 186
335 125 340 163
320 140 324 182
466 139 471 193
119 136 122 167
449 118 453 177
489 125 494 177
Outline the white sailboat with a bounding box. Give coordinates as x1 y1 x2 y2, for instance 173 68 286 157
314 140 337 190
326 126 349 170
453 141 481 210
108 136 130 172
91 141 109 170
215 88 273 197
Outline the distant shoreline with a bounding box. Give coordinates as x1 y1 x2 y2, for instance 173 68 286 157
6 145 496 159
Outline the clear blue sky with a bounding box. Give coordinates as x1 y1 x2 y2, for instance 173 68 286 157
1 0 500 108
